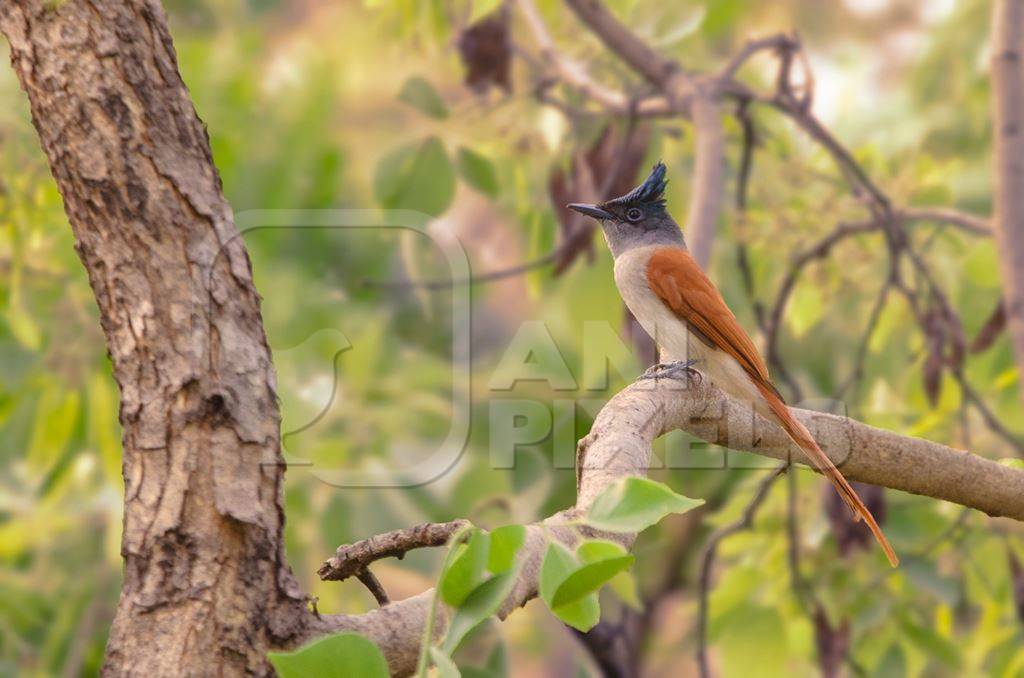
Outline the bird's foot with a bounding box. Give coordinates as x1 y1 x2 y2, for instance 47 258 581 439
638 359 698 382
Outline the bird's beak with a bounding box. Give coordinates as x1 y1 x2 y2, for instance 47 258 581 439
567 203 614 221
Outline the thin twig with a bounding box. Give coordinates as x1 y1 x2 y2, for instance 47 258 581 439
319 520 470 581
786 468 815 610
695 466 786 678
356 569 391 607
360 249 563 290
897 207 990 236
834 271 896 402
716 33 797 84
733 98 769 332
763 219 884 400
563 0 680 87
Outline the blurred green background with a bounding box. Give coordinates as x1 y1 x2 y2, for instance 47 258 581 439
2 0 1023 675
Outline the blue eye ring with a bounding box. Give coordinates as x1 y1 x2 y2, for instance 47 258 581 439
625 207 643 222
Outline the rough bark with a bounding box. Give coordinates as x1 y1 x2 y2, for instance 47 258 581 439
0 1 310 674
992 0 1024 403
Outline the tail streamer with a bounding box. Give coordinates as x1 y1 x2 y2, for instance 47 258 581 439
755 382 899 567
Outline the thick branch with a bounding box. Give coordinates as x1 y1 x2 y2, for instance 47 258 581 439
991 0 1024 403
300 377 1024 674
685 94 726 268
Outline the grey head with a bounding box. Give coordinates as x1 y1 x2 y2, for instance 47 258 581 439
567 161 685 258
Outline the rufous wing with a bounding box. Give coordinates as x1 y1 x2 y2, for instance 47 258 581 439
645 247 898 566
646 247 772 385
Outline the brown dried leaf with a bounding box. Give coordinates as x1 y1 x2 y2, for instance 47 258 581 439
812 604 850 678
457 11 511 95
547 122 652 276
923 349 943 408
921 305 946 408
970 300 1006 354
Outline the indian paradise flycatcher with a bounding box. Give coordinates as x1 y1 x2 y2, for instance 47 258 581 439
568 162 898 567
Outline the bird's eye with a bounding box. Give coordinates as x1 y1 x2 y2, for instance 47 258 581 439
625 207 643 222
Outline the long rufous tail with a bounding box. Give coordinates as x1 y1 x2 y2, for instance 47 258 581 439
755 382 899 567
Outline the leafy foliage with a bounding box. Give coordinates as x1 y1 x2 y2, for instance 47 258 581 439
2 0 1023 675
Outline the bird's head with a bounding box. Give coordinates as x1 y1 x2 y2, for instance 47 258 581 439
568 161 684 258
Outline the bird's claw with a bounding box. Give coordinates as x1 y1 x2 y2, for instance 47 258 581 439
638 359 699 382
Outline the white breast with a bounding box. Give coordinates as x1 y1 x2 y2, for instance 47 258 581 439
613 246 769 415
614 246 701 363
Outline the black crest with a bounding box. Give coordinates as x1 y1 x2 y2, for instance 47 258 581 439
602 161 668 210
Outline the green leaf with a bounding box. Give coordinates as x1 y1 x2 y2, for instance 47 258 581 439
268 633 389 678
487 525 525 574
442 570 518 654
539 542 600 631
398 76 448 119
440 528 490 606
554 595 601 632
550 540 634 608
469 0 502 22
900 615 961 668
715 604 788 678
576 539 625 562
539 542 574 606
584 477 704 533
485 642 507 676
5 303 41 350
27 387 81 472
874 644 906 678
607 570 642 610
429 647 461 678
373 136 455 217
456 147 499 197
787 283 825 338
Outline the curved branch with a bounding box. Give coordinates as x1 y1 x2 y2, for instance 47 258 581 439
295 377 1024 674
563 0 678 86
515 0 670 116
716 34 797 83
897 207 990 236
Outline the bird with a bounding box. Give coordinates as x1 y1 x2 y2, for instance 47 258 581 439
568 161 898 567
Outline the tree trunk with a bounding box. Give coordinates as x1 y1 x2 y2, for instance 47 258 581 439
0 1 311 674
992 0 1024 403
